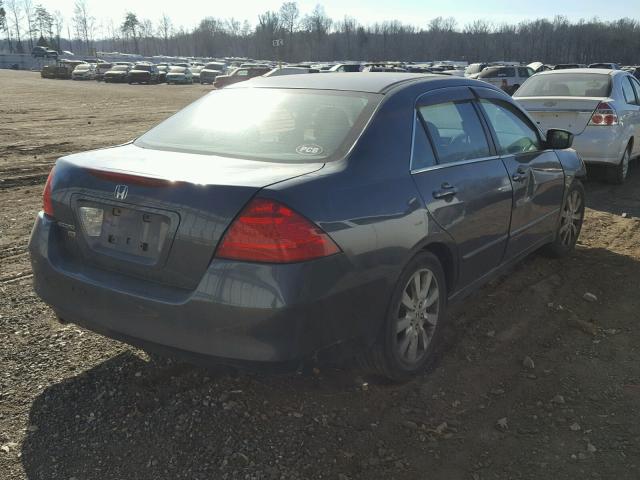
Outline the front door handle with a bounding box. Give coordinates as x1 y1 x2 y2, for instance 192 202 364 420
433 183 458 199
512 167 528 183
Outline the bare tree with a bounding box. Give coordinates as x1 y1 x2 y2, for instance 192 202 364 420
158 13 172 55
22 0 34 50
5 0 23 52
72 0 94 54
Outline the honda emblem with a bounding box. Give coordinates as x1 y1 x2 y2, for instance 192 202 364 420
114 184 129 200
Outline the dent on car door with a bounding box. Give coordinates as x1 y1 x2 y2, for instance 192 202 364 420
410 87 513 290
473 87 565 259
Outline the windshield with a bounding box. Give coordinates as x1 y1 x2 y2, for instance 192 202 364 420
169 67 186 73
135 88 380 163
515 73 612 97
75 65 90 70
133 64 151 71
112 66 129 71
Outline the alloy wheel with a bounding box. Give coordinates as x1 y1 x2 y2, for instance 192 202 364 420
395 268 440 365
622 149 630 179
559 189 583 247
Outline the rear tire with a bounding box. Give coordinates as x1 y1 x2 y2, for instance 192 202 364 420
544 180 585 257
358 251 447 382
607 145 631 184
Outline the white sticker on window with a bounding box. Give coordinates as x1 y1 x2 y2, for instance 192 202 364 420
296 144 324 156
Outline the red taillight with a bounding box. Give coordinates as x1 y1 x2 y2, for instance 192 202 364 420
43 168 55 217
216 198 340 263
589 102 618 126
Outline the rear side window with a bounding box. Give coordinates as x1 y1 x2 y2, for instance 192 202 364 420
514 73 612 97
411 117 437 170
621 77 638 105
479 100 541 155
135 88 380 163
418 102 491 164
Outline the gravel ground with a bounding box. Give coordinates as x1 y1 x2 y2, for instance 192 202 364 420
1 70 640 480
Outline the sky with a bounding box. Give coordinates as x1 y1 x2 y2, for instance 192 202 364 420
39 0 640 30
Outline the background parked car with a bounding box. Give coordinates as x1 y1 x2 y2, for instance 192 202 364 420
213 66 271 88
191 65 204 83
54 60 87 79
103 64 131 83
514 68 640 183
589 63 620 70
32 46 58 59
554 63 586 70
166 66 193 84
128 63 160 84
94 62 113 81
263 66 319 77
40 64 57 79
327 63 362 72
199 62 226 84
71 63 96 80
156 64 170 83
470 65 534 94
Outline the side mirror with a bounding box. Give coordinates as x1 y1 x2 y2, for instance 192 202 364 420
546 129 574 150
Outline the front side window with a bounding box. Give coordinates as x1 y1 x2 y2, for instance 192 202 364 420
479 99 541 155
418 102 491 164
135 88 380 163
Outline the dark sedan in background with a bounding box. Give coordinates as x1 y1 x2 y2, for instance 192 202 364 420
128 63 160 84
30 74 585 381
103 64 131 83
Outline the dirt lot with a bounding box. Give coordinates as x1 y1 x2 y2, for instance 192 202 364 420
1 69 640 480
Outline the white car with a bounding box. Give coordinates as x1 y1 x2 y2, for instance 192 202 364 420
71 63 96 80
514 69 640 183
166 66 193 85
471 65 534 94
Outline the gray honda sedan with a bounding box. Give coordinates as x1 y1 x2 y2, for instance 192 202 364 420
29 73 586 381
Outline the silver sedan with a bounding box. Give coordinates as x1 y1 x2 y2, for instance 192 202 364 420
514 69 640 183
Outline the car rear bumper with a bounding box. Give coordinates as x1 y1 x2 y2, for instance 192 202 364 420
29 213 380 363
572 126 628 165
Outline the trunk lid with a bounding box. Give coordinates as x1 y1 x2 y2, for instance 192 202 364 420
51 143 324 290
516 96 607 135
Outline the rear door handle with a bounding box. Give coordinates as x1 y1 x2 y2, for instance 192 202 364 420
433 183 458 199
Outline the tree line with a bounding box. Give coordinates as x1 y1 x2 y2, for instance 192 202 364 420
1 1 639 65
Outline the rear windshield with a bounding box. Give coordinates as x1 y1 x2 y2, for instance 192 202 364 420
112 65 129 71
169 67 186 72
135 88 380 162
133 64 151 71
515 73 612 97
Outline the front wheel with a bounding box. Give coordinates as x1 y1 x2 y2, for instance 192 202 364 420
545 180 585 257
359 251 447 382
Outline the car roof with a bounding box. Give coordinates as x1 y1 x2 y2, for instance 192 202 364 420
227 72 457 94
533 68 622 76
